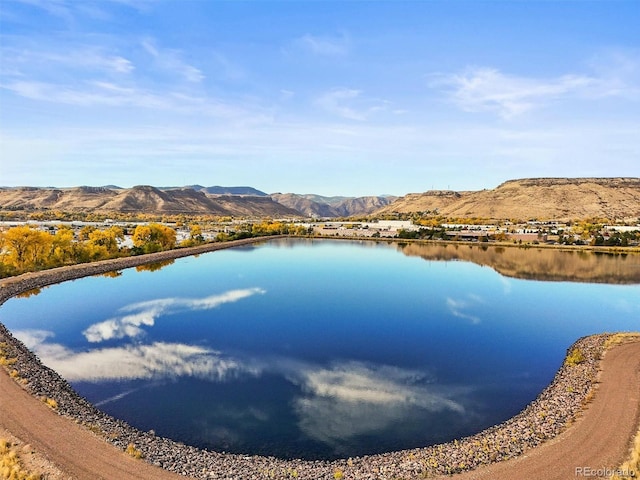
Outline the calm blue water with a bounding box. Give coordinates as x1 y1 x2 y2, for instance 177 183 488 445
1 239 639 459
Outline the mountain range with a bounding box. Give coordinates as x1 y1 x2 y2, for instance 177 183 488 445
0 178 639 220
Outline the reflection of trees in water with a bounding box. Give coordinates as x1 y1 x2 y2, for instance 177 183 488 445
98 270 122 278
399 243 640 284
135 259 175 272
15 288 42 298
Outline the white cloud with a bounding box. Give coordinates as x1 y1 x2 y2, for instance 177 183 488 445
446 296 482 324
285 361 465 444
209 51 246 81
315 87 389 121
14 330 260 383
83 288 266 343
499 276 513 295
141 37 204 83
296 33 350 57
2 46 134 75
430 67 596 119
0 79 266 121
9 0 153 22
316 88 365 120
586 49 640 98
1 79 166 109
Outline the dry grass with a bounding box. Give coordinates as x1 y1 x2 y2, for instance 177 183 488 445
0 438 41 480
605 333 640 350
40 397 57 410
125 443 143 459
610 432 640 479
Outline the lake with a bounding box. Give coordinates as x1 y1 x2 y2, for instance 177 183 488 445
1 239 639 460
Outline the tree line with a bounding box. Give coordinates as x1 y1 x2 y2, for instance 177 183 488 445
0 220 312 278
0 223 178 278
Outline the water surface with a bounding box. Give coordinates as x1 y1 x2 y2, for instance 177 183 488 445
1 239 638 459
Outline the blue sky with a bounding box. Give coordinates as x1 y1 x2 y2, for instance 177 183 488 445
0 1 638 196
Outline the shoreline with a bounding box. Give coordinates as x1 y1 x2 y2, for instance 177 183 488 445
305 233 640 254
0 237 633 479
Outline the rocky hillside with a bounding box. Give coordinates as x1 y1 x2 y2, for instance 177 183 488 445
271 193 395 217
377 178 640 220
0 186 299 217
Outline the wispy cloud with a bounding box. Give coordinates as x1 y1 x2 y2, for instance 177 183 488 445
288 361 466 446
499 276 513 295
83 288 266 343
430 67 595 119
430 53 640 120
586 49 640 98
446 295 483 324
295 33 350 57
0 79 267 122
315 87 389 121
2 46 134 75
9 0 153 22
14 330 259 382
141 37 204 83
2 80 147 107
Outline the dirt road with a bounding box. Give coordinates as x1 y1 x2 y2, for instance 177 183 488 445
0 366 188 480
444 340 640 480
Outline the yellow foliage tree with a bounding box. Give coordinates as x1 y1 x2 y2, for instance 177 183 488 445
132 223 176 253
1 225 53 272
51 226 75 265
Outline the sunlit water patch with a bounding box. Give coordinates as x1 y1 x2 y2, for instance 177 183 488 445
1 239 639 459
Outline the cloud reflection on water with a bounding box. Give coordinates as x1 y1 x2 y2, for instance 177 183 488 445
446 296 483 324
83 288 266 343
16 329 260 382
286 361 466 446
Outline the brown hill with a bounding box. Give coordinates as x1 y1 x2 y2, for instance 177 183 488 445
270 193 339 217
97 186 229 214
0 186 117 211
270 193 396 217
333 196 395 217
0 186 299 217
377 178 640 220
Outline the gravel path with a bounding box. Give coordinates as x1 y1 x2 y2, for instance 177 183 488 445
0 368 184 480
1 238 639 479
443 339 640 480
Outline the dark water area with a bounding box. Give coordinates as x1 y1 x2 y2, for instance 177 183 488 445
1 239 638 459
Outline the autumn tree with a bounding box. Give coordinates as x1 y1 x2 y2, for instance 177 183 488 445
51 226 75 265
132 223 176 253
189 224 204 244
81 226 123 260
1 225 53 272
251 221 288 236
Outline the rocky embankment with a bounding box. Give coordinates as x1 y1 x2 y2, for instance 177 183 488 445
0 238 611 479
